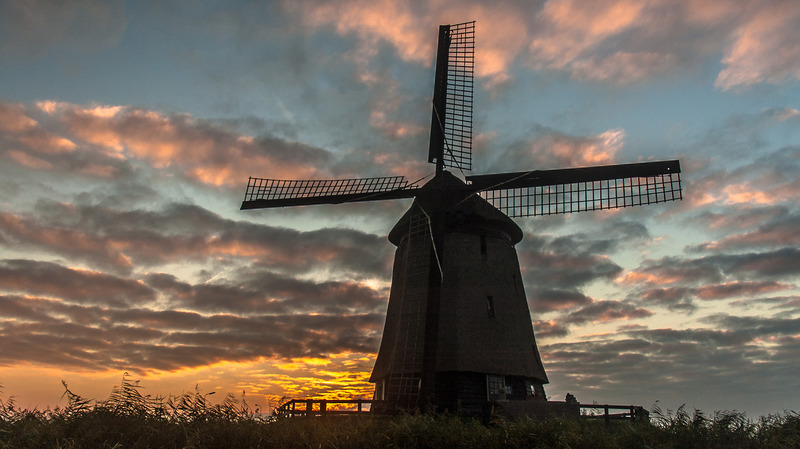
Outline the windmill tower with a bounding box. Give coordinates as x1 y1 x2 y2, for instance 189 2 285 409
241 21 682 413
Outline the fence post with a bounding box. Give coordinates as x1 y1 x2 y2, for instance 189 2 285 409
604 405 610 426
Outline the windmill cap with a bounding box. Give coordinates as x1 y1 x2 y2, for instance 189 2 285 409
388 171 523 245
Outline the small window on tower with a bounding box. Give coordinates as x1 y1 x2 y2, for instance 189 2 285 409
480 234 487 256
487 375 506 401
486 296 495 317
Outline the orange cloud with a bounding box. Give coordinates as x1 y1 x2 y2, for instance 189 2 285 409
530 129 624 168
5 150 53 169
0 102 37 133
615 270 684 286
722 183 775 206
33 102 328 188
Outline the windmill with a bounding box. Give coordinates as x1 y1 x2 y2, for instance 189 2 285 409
241 21 682 414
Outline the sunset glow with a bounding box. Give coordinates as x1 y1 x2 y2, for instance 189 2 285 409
1 0 799 419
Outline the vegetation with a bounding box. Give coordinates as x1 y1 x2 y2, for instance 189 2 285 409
1 377 798 448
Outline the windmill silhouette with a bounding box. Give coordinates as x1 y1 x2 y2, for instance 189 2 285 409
241 21 682 413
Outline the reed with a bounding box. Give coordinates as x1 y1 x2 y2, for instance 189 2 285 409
1 377 797 448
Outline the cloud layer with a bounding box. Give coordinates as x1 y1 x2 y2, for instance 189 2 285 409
1 0 799 418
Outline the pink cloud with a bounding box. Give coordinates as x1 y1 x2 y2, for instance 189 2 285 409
715 1 800 90
0 102 37 133
529 0 646 70
31 102 329 187
289 0 531 84
288 0 800 89
530 129 624 168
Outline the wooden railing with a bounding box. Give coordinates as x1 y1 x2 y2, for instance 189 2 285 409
274 399 375 417
274 398 648 423
579 404 649 423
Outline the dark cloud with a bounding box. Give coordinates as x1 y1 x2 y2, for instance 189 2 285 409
545 221 649 255
687 206 789 233
692 212 800 252
636 281 792 313
541 318 800 414
0 259 155 307
530 289 592 313
0 293 385 373
532 320 570 339
145 269 387 315
621 248 800 290
520 238 624 290
0 201 394 278
562 300 653 326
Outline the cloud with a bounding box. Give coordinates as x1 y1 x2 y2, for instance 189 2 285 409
569 51 678 84
0 0 126 59
0 100 435 190
527 0 800 88
638 280 793 308
0 259 155 307
562 299 653 325
145 269 387 315
715 1 800 90
289 0 535 83
694 212 800 251
541 317 800 413
486 126 626 172
533 319 570 339
531 289 592 313
0 201 394 278
0 285 385 373
238 0 800 92
620 248 800 288
42 102 331 187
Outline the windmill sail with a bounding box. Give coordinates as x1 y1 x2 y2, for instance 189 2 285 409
428 21 474 173
466 160 682 217
241 176 420 209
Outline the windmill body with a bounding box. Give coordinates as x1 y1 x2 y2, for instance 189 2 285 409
241 21 683 413
370 172 548 413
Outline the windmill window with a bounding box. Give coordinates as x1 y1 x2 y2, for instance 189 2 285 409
480 234 487 256
487 375 505 401
486 296 495 317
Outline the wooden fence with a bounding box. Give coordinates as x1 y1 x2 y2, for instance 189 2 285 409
579 404 649 423
275 399 375 417
274 399 648 423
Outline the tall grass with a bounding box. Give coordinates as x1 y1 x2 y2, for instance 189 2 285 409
1 376 798 448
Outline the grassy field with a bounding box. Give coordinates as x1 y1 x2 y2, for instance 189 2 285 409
1 377 798 448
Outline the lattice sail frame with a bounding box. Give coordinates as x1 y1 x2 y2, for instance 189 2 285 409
429 21 474 172
441 21 474 171
244 176 414 202
480 172 682 218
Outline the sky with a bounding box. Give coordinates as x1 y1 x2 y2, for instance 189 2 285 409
1 0 799 418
